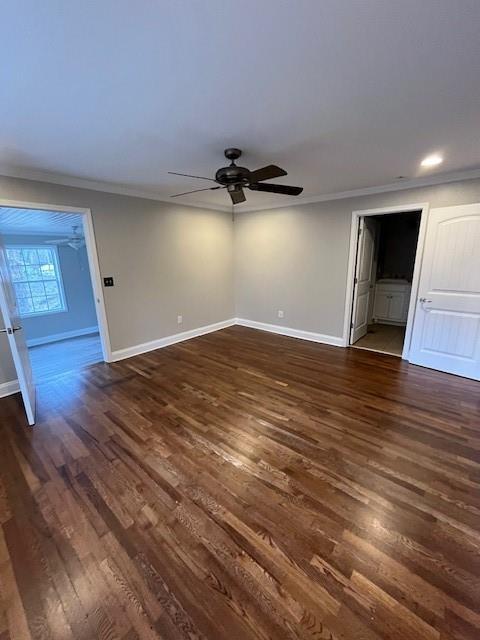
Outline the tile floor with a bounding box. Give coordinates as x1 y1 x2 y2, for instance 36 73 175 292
352 323 406 356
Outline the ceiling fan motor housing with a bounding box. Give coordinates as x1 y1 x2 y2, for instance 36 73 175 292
215 164 250 185
215 147 250 186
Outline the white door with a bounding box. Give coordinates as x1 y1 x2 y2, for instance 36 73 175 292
409 203 480 381
351 217 377 343
0 244 36 425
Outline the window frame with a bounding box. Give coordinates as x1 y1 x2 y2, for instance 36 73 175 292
5 244 68 318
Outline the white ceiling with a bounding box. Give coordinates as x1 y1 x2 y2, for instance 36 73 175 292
0 208 83 236
1 0 480 211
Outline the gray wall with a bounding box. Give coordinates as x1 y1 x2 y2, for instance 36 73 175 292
2 235 98 342
235 178 480 337
0 175 234 385
2 174 480 389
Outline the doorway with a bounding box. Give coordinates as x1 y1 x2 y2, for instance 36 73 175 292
350 210 421 356
0 207 108 382
345 201 480 380
0 202 111 424
345 204 426 359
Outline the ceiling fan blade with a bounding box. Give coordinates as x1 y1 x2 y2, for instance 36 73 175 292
229 187 246 205
170 186 223 198
249 164 287 182
168 171 217 182
249 183 303 196
67 240 86 250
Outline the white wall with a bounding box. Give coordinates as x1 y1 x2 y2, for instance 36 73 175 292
235 178 480 339
0 175 234 386
2 235 98 342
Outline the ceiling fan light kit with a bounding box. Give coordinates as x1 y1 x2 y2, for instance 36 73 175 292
169 148 303 205
44 225 86 251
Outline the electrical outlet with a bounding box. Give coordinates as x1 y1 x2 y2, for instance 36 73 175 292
177 315 183 325
277 310 284 319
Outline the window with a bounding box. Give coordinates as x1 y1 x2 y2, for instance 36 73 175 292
5 245 67 317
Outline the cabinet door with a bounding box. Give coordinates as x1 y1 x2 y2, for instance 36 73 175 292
373 291 390 319
388 292 407 321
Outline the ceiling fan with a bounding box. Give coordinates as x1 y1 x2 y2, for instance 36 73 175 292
44 225 85 251
169 148 303 205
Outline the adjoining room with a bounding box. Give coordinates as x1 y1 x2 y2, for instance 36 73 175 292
350 210 421 356
0 207 103 381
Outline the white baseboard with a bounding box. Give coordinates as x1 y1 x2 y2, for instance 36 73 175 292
235 318 345 347
110 318 236 362
26 326 99 347
372 319 407 327
0 318 342 398
0 379 20 398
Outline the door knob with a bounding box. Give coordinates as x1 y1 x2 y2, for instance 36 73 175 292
419 297 432 303
0 326 21 335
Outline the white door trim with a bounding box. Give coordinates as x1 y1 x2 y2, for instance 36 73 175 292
342 202 430 360
0 198 113 362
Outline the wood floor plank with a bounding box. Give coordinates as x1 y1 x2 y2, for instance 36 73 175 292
0 326 479 639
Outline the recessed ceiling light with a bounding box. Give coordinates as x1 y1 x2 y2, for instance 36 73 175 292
420 154 443 168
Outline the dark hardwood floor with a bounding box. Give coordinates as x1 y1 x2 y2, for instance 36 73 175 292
0 325 479 640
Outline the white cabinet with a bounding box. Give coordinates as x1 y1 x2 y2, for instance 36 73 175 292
388 292 407 322
373 281 411 324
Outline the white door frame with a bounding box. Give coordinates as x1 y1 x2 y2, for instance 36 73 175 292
342 202 429 360
0 199 113 362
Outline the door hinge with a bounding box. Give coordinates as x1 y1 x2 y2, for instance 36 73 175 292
358 226 362 236
354 277 358 284
350 321 354 329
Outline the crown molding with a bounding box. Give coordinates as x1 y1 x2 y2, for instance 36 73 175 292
1 165 480 215
233 167 480 213
0 166 231 213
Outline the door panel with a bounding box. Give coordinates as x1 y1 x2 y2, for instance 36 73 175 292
409 203 480 380
421 311 479 359
0 242 36 425
388 292 406 322
373 291 390 319
355 293 369 334
351 217 377 343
